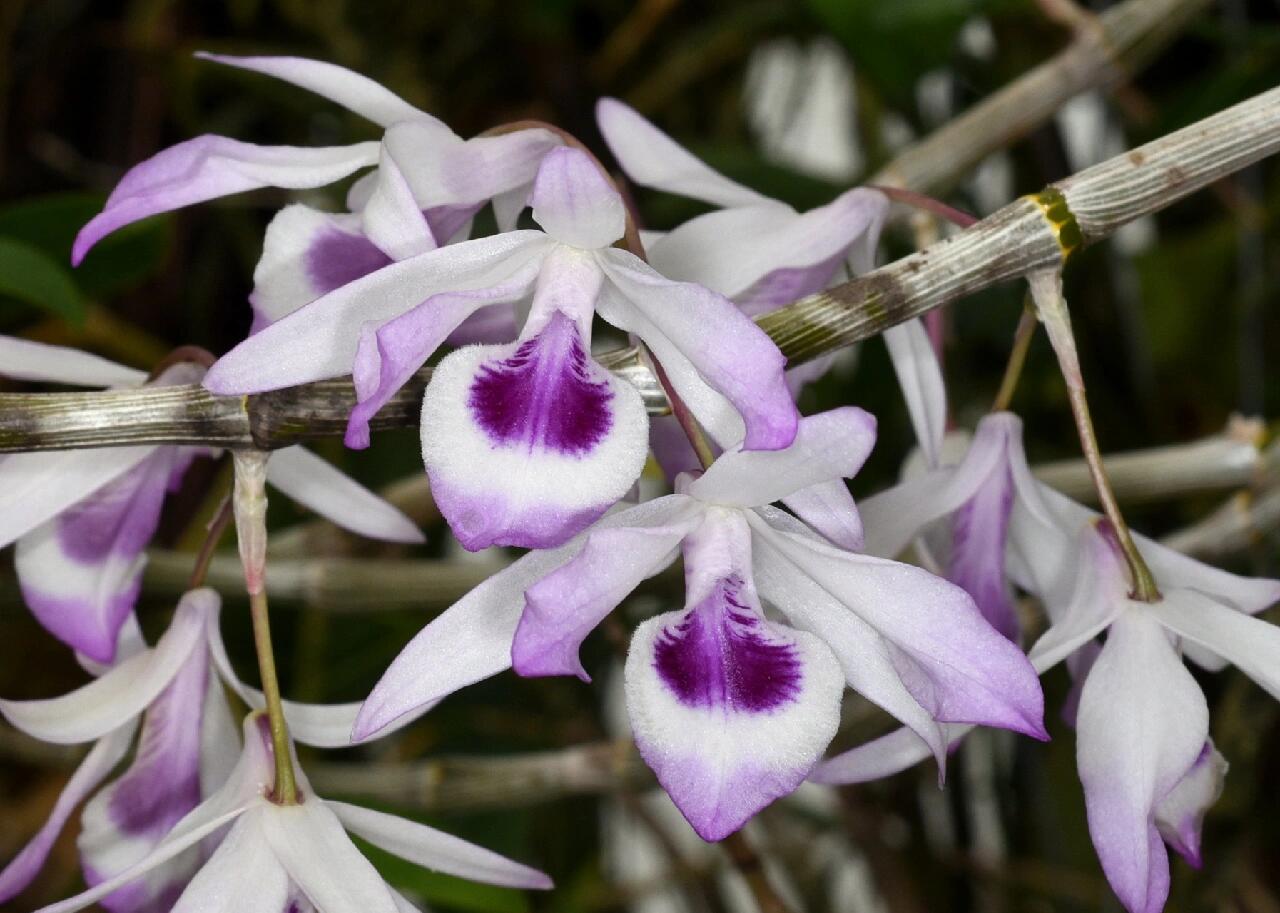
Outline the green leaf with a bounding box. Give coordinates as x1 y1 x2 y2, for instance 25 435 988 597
808 0 1027 104
0 237 87 322
0 193 171 299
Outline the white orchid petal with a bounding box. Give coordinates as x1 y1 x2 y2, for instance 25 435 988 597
362 147 437 260
1152 587 1280 701
595 98 770 208
883 320 947 468
688 407 876 508
1077 610 1208 913
261 800 399 913
0 337 145 388
0 723 135 903
265 446 423 544
354 497 693 741
529 148 625 250
0 590 213 743
169 809 290 913
33 803 249 913
0 447 157 550
195 53 425 127
625 510 843 840
595 249 797 452
511 495 701 679
422 302 649 551
330 801 552 889
749 517 1046 739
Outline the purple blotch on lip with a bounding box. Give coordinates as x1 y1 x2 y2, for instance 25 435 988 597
654 575 802 712
468 310 613 456
306 230 393 295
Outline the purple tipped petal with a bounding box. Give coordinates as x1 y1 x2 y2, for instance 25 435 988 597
859 411 1015 560
512 497 701 679
595 98 770 209
1154 741 1227 868
196 53 425 127
1077 610 1209 913
354 545 581 742
79 644 210 913
422 310 649 551
16 448 196 662
354 496 700 742
625 512 842 840
750 518 1046 740
529 147 626 250
0 724 134 903
344 264 540 449
74 137 379 264
595 249 798 451
0 447 157 552
205 231 552 395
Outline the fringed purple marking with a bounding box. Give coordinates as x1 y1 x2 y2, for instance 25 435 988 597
468 311 613 456
654 575 801 712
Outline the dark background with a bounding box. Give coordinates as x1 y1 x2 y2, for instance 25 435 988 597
1 1 1278 911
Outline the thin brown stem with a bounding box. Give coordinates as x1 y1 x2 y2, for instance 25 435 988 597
868 184 978 229
1027 271 1160 601
187 495 233 589
991 302 1039 413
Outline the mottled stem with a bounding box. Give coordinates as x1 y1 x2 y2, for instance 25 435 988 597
232 450 298 804
4 85 1278 453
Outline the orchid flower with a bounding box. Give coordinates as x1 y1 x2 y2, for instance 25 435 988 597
204 147 799 551
857 411 1050 642
72 54 559 282
595 99 947 477
0 588 437 910
0 337 423 663
354 407 1045 840
30 711 551 913
813 418 1280 913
